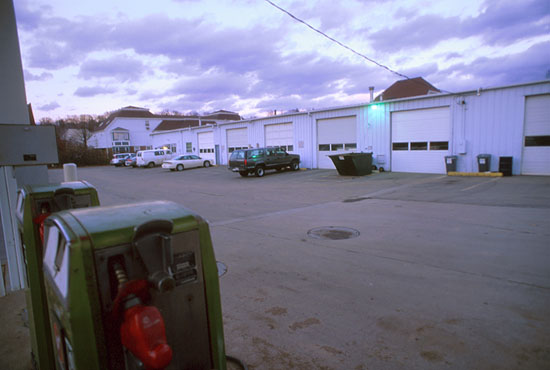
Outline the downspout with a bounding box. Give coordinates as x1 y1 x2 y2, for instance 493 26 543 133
308 111 314 169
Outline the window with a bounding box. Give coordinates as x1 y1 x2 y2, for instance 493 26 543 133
112 131 129 141
345 143 357 150
145 121 150 130
247 149 264 158
287 145 294 151
319 144 330 151
170 144 177 153
525 136 550 147
410 142 428 150
186 142 192 152
332 144 343 151
392 142 408 151
430 141 449 150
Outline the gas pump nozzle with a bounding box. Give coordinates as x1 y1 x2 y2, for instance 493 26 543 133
112 263 173 370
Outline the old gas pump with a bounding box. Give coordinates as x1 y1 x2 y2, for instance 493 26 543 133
15 181 100 370
42 201 226 370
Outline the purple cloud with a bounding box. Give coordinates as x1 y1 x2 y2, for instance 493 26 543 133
38 102 60 111
369 0 549 52
78 55 146 82
74 86 117 97
24 70 53 81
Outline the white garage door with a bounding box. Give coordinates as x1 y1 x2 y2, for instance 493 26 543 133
391 107 450 174
317 116 357 169
522 94 550 175
227 128 248 155
198 131 215 164
265 123 294 152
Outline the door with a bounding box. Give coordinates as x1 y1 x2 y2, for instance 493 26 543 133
265 123 294 152
198 131 215 164
391 107 450 174
522 94 550 175
226 128 248 159
317 116 357 169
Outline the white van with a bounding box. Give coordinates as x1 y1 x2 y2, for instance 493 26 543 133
136 149 172 168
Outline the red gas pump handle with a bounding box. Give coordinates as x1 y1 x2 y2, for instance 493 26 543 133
33 212 50 244
120 304 173 370
113 279 173 370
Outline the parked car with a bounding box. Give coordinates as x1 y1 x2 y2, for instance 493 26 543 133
136 149 172 168
229 147 300 177
162 155 212 171
110 153 130 167
124 153 137 167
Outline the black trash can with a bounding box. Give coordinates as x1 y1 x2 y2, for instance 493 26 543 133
329 152 373 176
499 156 513 176
444 155 457 173
477 154 491 172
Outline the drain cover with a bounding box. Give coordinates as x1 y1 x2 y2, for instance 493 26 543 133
307 226 360 240
216 261 227 277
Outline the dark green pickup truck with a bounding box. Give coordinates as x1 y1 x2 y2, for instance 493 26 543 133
228 147 300 177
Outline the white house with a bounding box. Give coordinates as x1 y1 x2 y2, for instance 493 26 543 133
88 106 240 156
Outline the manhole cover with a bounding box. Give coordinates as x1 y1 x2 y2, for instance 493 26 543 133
216 261 227 277
307 226 360 240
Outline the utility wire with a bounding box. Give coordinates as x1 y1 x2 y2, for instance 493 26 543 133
263 0 410 80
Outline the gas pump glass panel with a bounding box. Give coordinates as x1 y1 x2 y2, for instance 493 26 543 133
43 224 70 306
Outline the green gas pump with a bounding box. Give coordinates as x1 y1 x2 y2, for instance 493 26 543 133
42 201 226 370
15 181 100 370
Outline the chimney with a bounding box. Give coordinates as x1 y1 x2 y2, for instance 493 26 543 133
369 86 375 102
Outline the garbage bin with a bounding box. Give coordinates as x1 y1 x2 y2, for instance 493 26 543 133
444 155 457 173
329 152 373 176
477 154 491 172
499 156 513 176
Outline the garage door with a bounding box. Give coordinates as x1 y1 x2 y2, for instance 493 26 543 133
265 123 294 152
391 107 450 174
227 127 248 154
317 116 357 169
522 94 550 175
198 131 215 164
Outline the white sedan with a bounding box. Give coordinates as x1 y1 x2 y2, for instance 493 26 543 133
162 155 211 171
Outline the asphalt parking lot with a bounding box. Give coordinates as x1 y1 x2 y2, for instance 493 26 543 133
2 165 550 370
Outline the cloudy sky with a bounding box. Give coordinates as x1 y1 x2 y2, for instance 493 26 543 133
14 0 550 121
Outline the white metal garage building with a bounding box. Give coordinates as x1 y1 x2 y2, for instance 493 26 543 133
151 80 549 175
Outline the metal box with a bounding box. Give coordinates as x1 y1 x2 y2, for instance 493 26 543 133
0 124 58 166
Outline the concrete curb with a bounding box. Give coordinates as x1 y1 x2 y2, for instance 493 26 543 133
447 171 503 177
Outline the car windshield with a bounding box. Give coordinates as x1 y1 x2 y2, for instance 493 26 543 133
175 155 185 160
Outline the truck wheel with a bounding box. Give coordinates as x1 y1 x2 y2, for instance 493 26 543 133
255 166 265 177
291 161 299 171
239 171 248 177
176 164 184 171
203 161 211 168
147 162 155 168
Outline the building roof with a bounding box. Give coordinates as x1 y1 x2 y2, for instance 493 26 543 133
202 110 241 121
374 77 440 101
153 119 217 132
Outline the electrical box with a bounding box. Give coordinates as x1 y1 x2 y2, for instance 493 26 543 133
0 124 58 166
15 181 100 370
42 201 226 370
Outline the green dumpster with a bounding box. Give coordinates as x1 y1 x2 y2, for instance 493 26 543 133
329 152 373 176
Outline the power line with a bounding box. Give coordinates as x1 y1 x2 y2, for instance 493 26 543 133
263 0 410 80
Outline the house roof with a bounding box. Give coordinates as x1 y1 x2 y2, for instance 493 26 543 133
374 77 440 101
153 119 217 132
94 107 241 132
202 110 241 121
